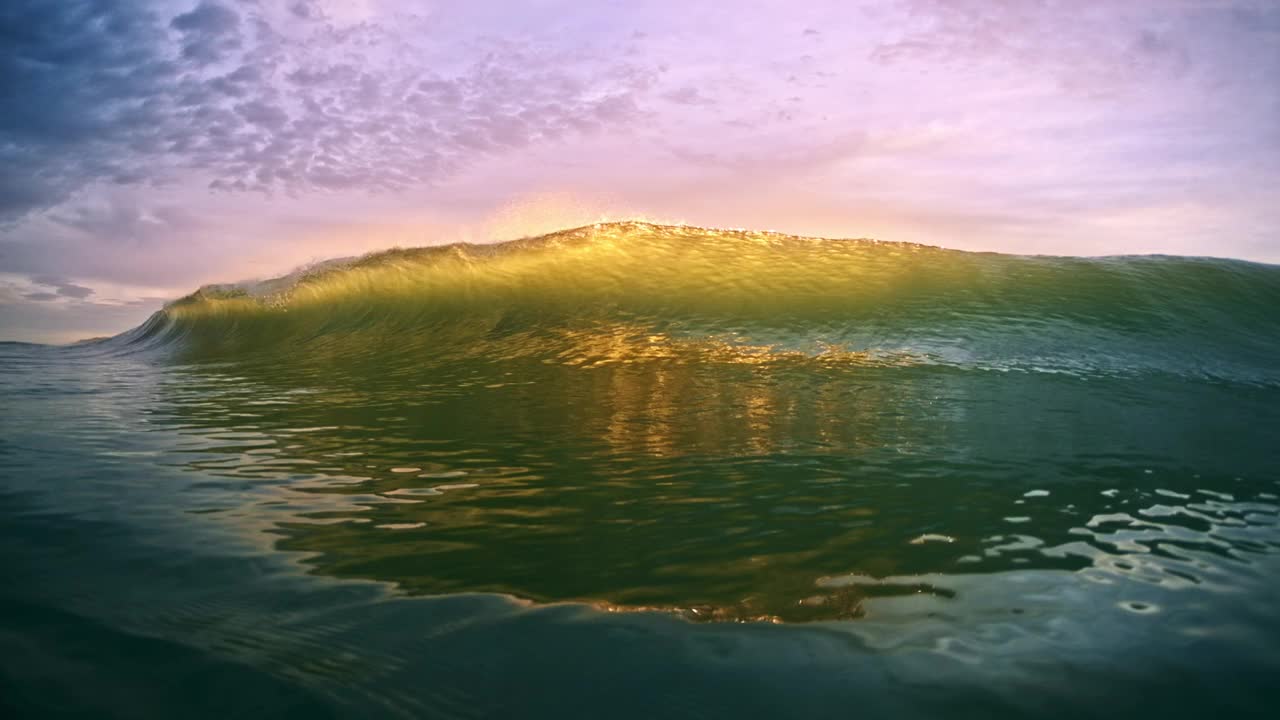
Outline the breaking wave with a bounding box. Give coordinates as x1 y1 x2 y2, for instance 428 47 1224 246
105 221 1280 385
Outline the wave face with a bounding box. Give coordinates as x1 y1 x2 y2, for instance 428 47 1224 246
72 220 1280 620
118 221 1280 386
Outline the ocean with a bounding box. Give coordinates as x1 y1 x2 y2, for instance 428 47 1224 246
2 222 1278 717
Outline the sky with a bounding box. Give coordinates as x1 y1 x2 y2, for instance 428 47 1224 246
1 0 1278 342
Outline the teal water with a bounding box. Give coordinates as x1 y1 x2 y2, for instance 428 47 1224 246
2 223 1279 717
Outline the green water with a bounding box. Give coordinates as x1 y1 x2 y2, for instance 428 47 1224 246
2 223 1279 717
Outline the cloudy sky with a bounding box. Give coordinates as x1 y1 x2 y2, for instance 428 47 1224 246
1 0 1277 342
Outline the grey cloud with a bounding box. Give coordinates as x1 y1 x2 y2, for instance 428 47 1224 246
290 64 358 87
0 1 175 219
592 94 642 122
28 274 94 300
209 65 262 96
55 283 94 299
236 100 289 128
0 1 661 223
289 2 325 21
171 1 241 63
870 0 1195 94
50 199 195 244
663 86 714 106
0 172 68 220
666 132 866 175
0 289 161 343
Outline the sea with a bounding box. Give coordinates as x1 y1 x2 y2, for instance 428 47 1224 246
2 222 1278 718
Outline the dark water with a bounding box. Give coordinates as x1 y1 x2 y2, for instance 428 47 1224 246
3 222 1279 717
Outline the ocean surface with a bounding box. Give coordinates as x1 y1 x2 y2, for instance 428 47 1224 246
2 222 1279 718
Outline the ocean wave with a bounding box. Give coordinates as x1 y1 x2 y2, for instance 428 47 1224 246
96 221 1280 385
